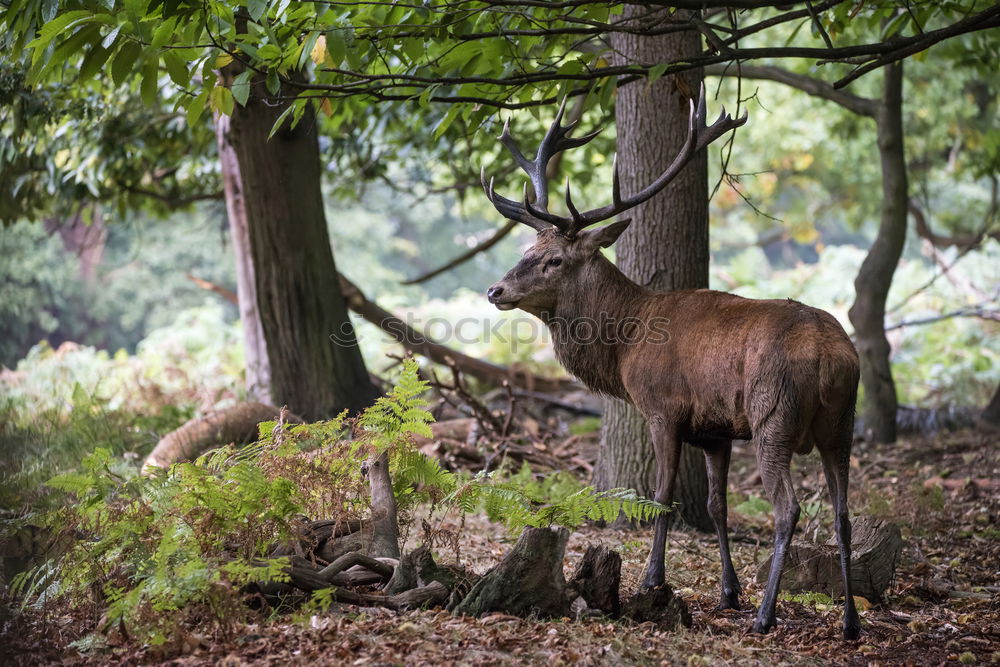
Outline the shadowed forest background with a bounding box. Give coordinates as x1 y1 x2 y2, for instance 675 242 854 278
1 0 998 664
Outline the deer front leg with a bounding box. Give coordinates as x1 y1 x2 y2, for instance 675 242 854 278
641 417 681 590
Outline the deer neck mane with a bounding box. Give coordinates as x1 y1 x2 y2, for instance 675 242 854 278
542 255 649 399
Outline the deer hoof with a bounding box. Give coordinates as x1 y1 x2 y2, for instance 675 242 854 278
715 595 741 612
751 617 775 634
843 621 861 641
640 571 664 591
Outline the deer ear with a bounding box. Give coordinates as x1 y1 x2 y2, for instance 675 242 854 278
581 218 631 250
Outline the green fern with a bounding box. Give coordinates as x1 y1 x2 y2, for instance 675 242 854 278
359 358 433 446
443 469 670 534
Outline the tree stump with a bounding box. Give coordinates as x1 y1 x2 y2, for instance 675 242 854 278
450 526 574 619
569 545 622 616
364 452 400 559
755 515 902 602
620 586 692 629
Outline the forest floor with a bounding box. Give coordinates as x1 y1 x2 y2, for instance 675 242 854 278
4 428 999 666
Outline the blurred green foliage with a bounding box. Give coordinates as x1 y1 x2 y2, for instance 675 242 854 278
0 211 235 367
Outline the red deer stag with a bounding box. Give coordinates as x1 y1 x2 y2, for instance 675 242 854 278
482 86 861 640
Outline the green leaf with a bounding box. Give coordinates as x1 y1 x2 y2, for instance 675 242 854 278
211 85 234 116
39 23 100 82
258 43 281 61
101 25 122 50
41 0 59 22
162 51 189 87
882 12 910 40
402 38 423 63
267 103 295 140
433 106 460 140
247 0 268 21
648 63 668 84
325 29 347 66
231 70 252 106
79 43 112 83
140 58 158 106
266 69 280 95
186 90 208 126
297 31 320 70
151 17 178 50
29 10 94 65
112 41 142 86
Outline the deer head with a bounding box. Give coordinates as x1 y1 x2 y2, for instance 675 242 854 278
485 84 747 316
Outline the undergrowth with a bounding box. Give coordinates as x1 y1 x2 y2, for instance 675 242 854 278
8 359 665 649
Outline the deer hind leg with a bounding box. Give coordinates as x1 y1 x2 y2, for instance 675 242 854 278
752 440 799 634
704 440 741 610
819 426 861 640
641 417 681 590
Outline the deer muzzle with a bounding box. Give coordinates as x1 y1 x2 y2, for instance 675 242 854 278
486 284 518 310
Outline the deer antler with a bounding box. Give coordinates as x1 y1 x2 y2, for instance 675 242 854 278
481 96 601 234
483 83 748 238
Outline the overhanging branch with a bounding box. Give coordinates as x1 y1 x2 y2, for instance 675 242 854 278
705 63 876 117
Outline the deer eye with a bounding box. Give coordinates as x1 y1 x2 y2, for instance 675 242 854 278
546 257 562 268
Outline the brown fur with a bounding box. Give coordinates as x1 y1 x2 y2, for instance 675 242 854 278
488 225 862 639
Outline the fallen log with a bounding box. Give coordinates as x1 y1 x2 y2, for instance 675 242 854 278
143 403 303 470
755 515 902 603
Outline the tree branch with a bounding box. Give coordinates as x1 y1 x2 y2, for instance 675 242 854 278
122 185 224 208
885 305 1000 332
910 197 1000 250
705 63 876 116
834 5 1000 88
402 220 517 284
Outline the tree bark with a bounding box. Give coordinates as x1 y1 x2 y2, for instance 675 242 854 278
755 515 902 603
215 112 272 404
569 545 622 616
221 68 379 420
980 380 1000 431
142 402 301 470
450 526 574 618
597 7 712 531
849 62 908 444
364 451 401 559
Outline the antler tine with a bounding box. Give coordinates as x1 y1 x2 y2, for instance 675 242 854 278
480 167 550 232
611 154 622 208
563 84 748 237
564 177 583 224
694 107 749 153
524 182 569 231
498 118 534 174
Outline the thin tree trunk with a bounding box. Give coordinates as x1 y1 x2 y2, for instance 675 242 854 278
221 68 378 419
215 112 273 404
597 7 712 531
849 62 908 444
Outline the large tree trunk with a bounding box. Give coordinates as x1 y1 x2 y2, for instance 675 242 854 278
215 112 272 404
596 8 712 531
980 380 1000 431
849 62 908 444
221 69 379 419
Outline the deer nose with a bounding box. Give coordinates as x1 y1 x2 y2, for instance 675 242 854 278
487 285 504 302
